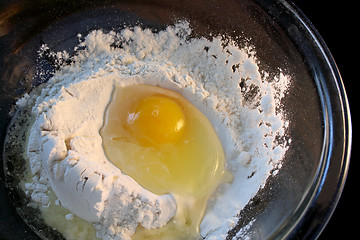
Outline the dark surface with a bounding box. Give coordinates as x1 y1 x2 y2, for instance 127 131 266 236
291 1 356 239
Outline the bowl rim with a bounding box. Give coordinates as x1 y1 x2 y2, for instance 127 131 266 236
261 0 352 239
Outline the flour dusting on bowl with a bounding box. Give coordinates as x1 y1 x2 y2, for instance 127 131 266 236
11 21 291 240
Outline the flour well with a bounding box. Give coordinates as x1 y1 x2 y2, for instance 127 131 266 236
21 21 291 240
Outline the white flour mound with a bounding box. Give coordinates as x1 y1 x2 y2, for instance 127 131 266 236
21 21 291 240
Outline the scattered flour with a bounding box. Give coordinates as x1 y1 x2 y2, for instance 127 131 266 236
21 21 291 240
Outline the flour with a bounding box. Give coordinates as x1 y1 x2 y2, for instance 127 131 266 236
25 74 177 239
21 21 291 240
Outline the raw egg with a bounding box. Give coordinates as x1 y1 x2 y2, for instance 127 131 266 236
101 84 231 239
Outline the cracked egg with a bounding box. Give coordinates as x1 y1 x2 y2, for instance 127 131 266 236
101 84 232 239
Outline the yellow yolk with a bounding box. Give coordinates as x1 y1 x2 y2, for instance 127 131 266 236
101 84 232 240
126 95 185 145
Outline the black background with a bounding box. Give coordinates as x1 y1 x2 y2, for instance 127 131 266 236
291 1 356 239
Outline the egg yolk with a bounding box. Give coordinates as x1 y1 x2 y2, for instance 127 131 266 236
126 95 185 145
101 84 232 240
